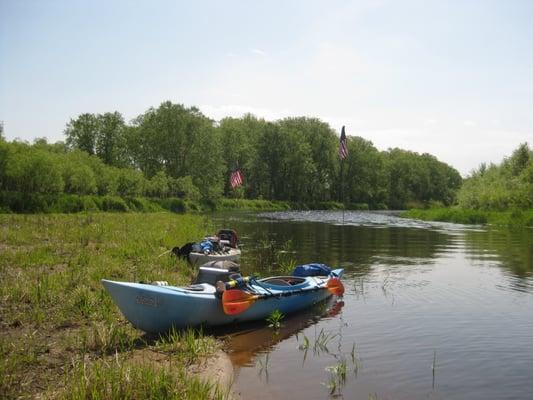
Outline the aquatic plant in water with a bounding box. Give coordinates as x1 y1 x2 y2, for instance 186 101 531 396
266 309 284 330
325 358 347 396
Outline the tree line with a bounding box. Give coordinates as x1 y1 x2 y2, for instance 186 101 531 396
0 101 463 209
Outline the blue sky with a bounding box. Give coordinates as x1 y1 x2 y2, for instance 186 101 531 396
1 0 532 175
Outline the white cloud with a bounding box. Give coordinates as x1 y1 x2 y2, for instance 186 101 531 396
251 48 266 56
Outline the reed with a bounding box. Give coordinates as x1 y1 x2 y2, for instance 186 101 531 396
325 358 347 395
313 328 338 355
256 352 270 382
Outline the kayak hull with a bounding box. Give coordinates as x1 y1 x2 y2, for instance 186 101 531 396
102 269 343 333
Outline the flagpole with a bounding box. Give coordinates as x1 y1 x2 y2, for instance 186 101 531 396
341 158 345 225
339 126 348 225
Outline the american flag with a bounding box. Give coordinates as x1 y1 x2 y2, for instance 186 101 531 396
230 167 243 189
339 126 348 160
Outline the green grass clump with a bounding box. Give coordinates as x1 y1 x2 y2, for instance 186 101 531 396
266 310 284 330
63 356 228 400
156 328 219 366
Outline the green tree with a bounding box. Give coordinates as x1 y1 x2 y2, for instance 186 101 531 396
95 112 128 167
277 117 338 202
65 112 128 166
342 137 388 207
384 148 461 208
65 113 99 155
218 114 263 196
131 101 223 199
507 143 530 177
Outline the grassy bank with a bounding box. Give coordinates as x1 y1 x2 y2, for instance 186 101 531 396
402 208 533 227
0 191 380 214
0 213 232 399
0 191 293 214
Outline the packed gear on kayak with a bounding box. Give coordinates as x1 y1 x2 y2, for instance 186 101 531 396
171 229 241 264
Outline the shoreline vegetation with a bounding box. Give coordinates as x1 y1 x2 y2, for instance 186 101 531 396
0 101 463 212
0 191 378 214
1 191 531 227
401 208 533 228
402 142 532 228
0 213 234 399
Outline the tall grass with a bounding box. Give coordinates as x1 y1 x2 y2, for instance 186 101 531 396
0 213 230 399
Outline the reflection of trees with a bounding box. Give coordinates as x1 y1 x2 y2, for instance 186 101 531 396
215 212 532 291
463 228 533 278
225 218 454 276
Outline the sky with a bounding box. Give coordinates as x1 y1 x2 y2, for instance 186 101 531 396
1 0 532 176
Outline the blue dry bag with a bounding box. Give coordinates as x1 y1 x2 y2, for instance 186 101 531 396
199 240 214 253
292 263 332 277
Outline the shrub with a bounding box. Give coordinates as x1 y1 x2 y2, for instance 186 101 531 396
101 196 129 212
124 197 163 212
50 195 85 213
347 203 369 210
158 198 189 213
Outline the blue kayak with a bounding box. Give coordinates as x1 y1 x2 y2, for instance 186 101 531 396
102 267 344 333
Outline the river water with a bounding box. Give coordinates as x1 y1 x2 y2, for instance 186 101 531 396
213 211 533 400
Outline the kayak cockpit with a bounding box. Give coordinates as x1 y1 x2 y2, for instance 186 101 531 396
259 276 306 287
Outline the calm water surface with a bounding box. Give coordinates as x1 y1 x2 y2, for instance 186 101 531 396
213 211 533 400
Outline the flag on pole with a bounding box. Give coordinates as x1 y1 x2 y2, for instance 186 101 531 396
230 167 244 189
339 126 348 160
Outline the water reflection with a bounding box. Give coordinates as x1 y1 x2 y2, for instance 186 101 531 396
215 211 533 291
463 228 533 276
219 298 344 367
241 221 456 272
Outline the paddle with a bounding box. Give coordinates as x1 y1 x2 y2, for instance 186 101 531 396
222 277 345 315
222 289 261 315
326 277 345 296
